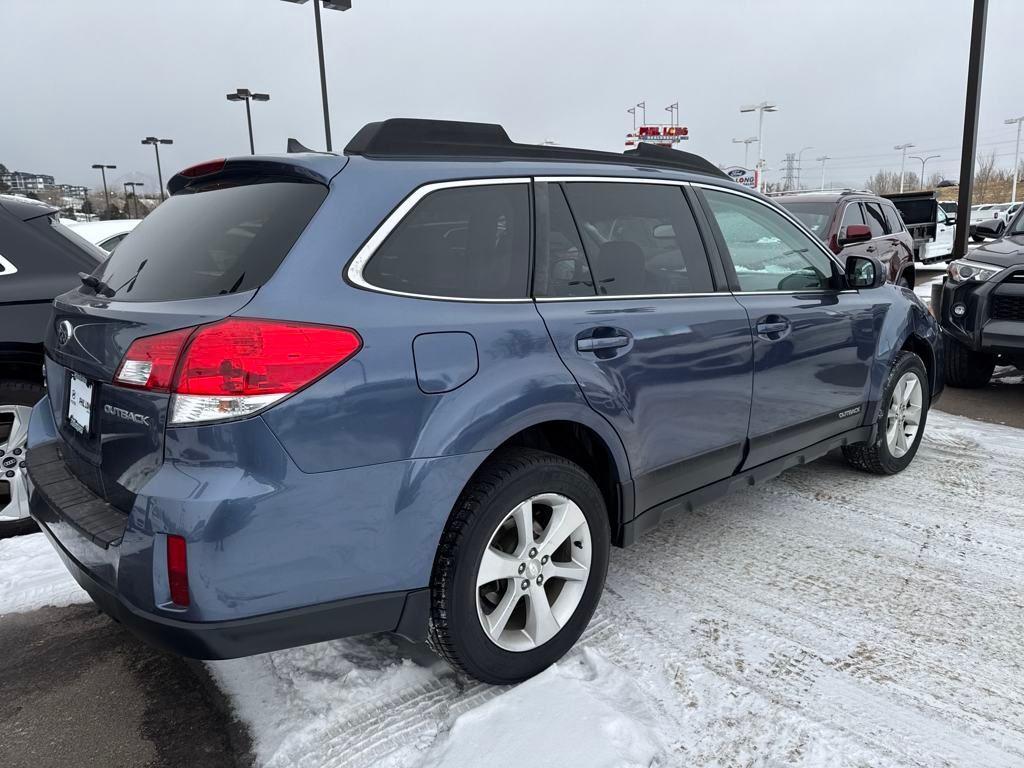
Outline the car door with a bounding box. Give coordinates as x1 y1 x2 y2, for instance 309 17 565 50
928 203 954 260
697 186 877 468
863 201 897 278
836 201 872 259
533 180 753 511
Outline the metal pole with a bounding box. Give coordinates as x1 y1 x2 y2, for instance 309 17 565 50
245 96 255 155
743 143 750 169
820 160 827 191
756 109 766 191
313 0 333 151
153 145 165 201
954 0 989 260
900 146 908 192
1010 118 1023 204
100 168 110 216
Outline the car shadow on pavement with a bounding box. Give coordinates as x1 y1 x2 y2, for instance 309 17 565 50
0 603 254 768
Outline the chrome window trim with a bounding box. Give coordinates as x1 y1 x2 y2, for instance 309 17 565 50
0 254 18 276
536 292 722 303
345 177 534 303
535 175 689 186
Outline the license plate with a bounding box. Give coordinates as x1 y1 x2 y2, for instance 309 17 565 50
67 373 94 434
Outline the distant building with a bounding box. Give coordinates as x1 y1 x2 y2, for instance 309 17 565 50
59 183 88 197
0 171 56 191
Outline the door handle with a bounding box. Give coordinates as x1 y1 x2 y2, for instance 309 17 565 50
755 321 789 335
865 245 877 253
576 335 630 352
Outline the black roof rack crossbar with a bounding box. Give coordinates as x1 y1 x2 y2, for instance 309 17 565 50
344 118 728 180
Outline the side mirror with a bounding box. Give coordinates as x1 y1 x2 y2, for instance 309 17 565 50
652 224 675 239
846 254 886 289
975 219 1004 239
839 223 872 246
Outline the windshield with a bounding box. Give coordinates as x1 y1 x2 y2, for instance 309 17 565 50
777 201 833 239
90 180 327 302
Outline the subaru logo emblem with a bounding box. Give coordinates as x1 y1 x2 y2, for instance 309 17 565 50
57 320 73 347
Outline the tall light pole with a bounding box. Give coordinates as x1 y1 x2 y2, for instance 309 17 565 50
226 88 271 154
636 101 646 125
280 0 352 152
816 155 831 191
732 137 758 168
796 145 814 189
141 137 173 201
909 154 940 190
895 142 916 192
90 163 116 219
627 106 636 131
740 101 778 192
124 181 144 218
664 102 678 126
1003 115 1019 202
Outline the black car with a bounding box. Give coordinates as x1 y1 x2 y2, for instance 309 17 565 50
0 195 106 535
936 210 1024 387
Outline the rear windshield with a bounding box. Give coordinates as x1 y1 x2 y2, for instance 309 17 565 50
778 202 833 239
90 181 326 302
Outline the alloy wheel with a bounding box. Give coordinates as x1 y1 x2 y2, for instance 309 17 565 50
886 372 923 459
475 493 592 652
0 405 32 523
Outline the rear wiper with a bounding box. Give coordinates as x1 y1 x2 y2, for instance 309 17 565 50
78 272 115 298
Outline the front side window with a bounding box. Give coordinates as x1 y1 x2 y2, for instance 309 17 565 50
702 189 835 293
840 202 865 231
561 182 714 296
363 183 530 299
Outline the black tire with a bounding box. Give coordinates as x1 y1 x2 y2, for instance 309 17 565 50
428 448 610 685
944 336 995 389
0 379 44 538
971 234 985 243
843 351 929 475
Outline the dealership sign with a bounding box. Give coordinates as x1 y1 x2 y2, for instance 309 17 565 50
723 166 757 189
625 124 690 148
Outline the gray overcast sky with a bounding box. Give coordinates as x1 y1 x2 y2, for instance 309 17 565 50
2 0 1022 191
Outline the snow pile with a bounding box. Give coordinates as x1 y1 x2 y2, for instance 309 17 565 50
0 532 87 614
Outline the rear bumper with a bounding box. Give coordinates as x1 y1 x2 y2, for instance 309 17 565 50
34 514 428 659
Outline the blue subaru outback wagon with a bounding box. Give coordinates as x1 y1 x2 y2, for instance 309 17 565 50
27 119 942 684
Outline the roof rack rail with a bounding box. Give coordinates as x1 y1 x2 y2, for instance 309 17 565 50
344 118 728 180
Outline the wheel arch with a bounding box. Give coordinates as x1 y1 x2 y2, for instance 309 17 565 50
0 343 45 385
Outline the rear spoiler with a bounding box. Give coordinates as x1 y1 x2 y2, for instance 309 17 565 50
166 157 333 195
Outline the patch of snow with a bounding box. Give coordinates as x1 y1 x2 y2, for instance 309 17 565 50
0 532 88 614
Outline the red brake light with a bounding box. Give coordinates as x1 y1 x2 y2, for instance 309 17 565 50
180 158 226 178
115 327 195 391
167 535 189 606
174 319 362 396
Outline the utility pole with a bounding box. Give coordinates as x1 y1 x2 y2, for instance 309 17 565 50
732 137 758 169
740 101 778 192
909 154 940 190
954 0 989 259
1003 115 1019 202
816 155 831 191
895 142 915 193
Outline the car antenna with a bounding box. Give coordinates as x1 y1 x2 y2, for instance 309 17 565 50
287 138 316 154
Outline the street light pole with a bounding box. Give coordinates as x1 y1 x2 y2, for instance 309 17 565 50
91 163 116 219
797 146 814 189
1003 115 1019 202
141 137 173 201
909 154 940 190
740 101 778 192
732 137 758 169
280 0 352 152
895 142 915 192
636 101 646 125
816 155 831 191
124 182 143 218
227 88 271 154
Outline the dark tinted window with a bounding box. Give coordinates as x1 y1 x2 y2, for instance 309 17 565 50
562 183 713 295
364 183 530 299
535 185 593 298
863 202 888 237
883 204 904 233
93 181 326 302
840 202 865 230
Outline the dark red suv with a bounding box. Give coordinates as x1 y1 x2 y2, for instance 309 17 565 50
777 191 915 288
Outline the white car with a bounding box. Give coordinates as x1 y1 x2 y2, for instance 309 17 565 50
67 219 141 253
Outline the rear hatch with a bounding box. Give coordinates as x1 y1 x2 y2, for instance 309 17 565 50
43 163 330 513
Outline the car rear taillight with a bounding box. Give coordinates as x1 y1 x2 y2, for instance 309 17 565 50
167 535 189 607
114 319 361 425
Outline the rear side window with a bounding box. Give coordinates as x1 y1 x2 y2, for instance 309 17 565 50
362 183 530 299
561 182 714 296
92 181 327 302
535 184 594 298
863 202 888 237
883 204 904 232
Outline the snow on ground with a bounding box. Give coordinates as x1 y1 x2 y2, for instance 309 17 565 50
4 409 1024 767
0 530 86 614
209 410 1024 768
